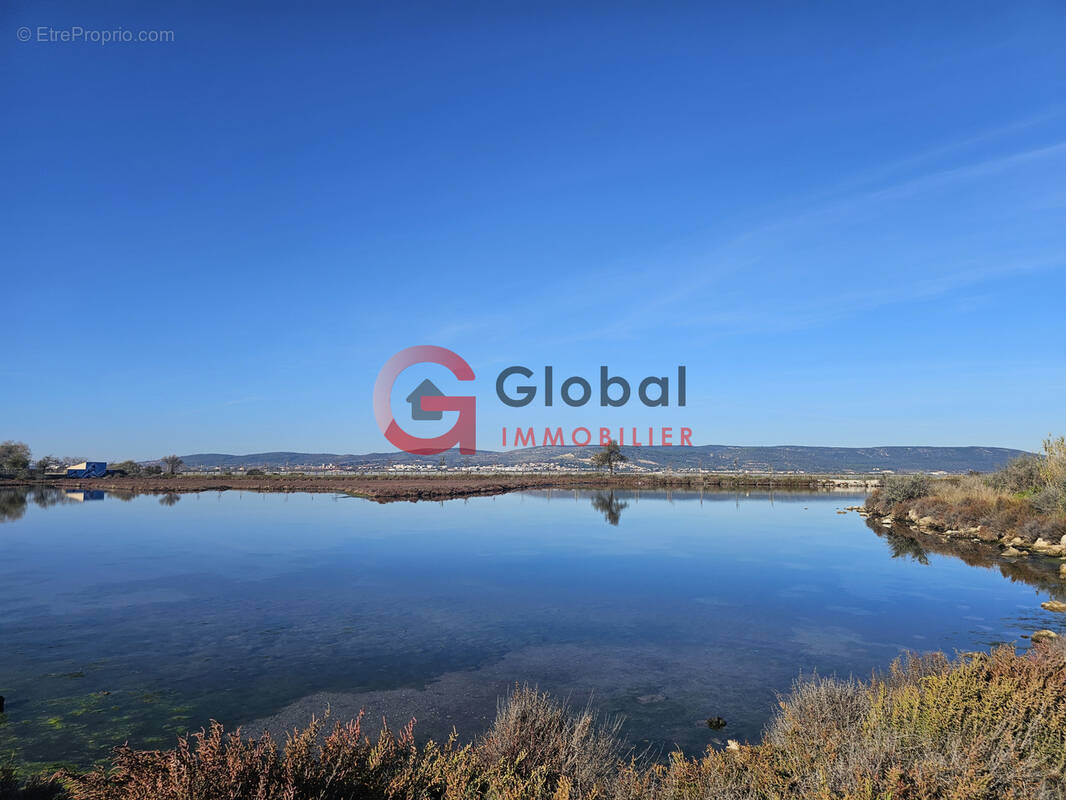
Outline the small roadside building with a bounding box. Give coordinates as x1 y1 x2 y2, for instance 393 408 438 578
65 462 108 478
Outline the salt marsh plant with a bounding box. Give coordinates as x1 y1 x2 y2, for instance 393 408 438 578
879 473 932 505
2 639 1059 799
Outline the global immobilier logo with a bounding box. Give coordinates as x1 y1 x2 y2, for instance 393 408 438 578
375 346 692 456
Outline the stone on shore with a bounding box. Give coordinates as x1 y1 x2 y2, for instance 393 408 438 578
1029 538 1066 557
1041 601 1066 613
1031 630 1059 644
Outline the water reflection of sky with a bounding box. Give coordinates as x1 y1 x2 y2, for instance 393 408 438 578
0 488 1063 766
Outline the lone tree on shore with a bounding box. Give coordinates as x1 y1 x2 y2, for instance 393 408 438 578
162 454 184 475
591 439 627 474
0 441 31 476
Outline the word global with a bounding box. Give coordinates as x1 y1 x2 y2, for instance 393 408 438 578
496 366 687 407
502 426 693 447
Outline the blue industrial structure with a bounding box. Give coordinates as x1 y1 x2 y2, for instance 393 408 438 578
65 462 108 478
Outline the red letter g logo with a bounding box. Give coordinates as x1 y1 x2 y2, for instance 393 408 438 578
373 346 476 455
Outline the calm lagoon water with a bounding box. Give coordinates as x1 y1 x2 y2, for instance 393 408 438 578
2 486 1065 766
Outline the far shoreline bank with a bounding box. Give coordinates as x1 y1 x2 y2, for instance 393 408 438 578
0 472 878 503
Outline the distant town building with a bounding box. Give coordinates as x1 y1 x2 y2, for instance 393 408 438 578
64 462 108 478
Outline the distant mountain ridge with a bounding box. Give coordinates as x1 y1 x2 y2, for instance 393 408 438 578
175 445 1033 474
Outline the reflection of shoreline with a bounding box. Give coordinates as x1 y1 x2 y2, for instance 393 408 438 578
0 486 85 522
866 517 1066 602
526 487 868 503
0 472 875 503
0 486 167 522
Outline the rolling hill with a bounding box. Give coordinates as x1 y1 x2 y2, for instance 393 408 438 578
174 445 1032 474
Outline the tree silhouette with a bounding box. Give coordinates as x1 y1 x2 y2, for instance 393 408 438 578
0 441 31 475
591 490 628 525
591 440 627 474
162 455 184 475
0 489 28 523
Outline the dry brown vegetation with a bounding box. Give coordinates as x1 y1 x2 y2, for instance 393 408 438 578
4 641 1066 800
865 437 1066 546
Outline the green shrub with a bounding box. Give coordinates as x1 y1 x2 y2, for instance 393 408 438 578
880 473 932 505
990 454 1046 494
1042 436 1066 488
0 441 31 477
1031 485 1066 515
108 461 143 477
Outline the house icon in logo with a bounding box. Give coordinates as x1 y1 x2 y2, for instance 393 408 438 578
406 378 445 421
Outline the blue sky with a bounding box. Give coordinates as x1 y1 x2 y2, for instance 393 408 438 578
4 1 1065 460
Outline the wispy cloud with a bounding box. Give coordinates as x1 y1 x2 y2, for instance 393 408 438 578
537 126 1066 344
386 113 1066 355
